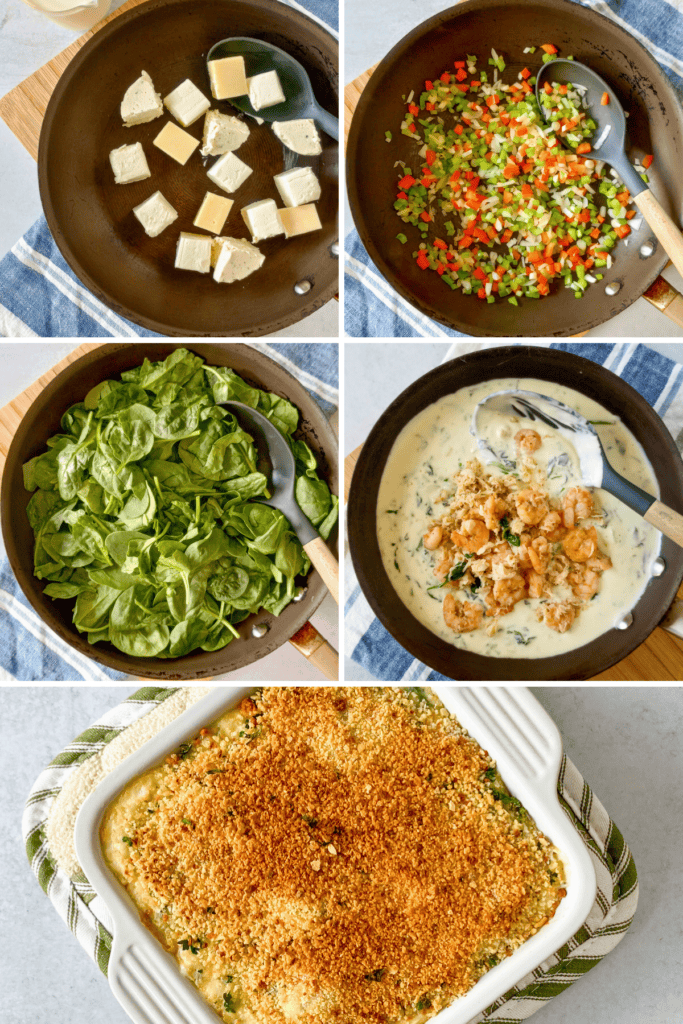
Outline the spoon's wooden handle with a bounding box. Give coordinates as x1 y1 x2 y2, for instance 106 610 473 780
288 621 339 680
644 501 683 549
303 536 340 604
643 275 683 330
633 191 683 281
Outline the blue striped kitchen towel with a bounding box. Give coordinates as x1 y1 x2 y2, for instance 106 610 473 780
0 340 338 681
344 0 683 337
345 340 683 680
0 0 337 338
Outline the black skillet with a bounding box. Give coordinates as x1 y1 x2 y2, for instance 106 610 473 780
1 343 338 680
346 0 683 337
347 346 683 681
38 0 338 337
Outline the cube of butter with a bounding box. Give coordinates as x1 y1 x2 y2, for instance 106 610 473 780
163 79 211 127
175 232 212 273
194 192 234 234
121 70 163 127
208 55 248 100
207 151 253 194
153 122 200 165
278 203 322 239
133 191 178 237
241 199 284 243
201 110 250 157
247 70 285 111
109 142 151 184
273 166 321 208
272 119 322 156
213 237 265 283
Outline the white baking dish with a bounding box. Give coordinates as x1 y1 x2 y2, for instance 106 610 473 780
74 686 597 1024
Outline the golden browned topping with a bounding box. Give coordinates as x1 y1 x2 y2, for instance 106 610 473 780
102 688 566 1024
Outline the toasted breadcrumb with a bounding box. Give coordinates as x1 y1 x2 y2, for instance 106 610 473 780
102 688 566 1024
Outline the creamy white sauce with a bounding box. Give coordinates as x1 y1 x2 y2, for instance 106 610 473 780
377 377 662 659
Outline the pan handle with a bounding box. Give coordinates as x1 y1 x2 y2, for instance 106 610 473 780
633 192 683 282
642 274 683 329
289 621 339 679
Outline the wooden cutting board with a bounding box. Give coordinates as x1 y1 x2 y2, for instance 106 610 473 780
0 343 337 680
0 0 144 160
344 444 683 682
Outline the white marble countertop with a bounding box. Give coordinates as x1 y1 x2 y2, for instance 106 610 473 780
0 0 338 337
0 341 338 680
2 685 682 1024
343 0 683 337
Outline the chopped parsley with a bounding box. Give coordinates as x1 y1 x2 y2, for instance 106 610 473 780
179 938 206 955
223 992 237 1013
121 835 133 846
364 968 385 982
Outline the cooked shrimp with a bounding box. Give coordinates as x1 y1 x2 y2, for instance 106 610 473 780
515 487 549 525
423 525 443 550
451 518 490 552
568 567 601 599
527 570 546 599
483 495 507 530
562 486 593 528
443 593 483 633
528 535 551 574
587 552 612 572
541 602 576 633
493 574 527 607
539 511 565 542
562 526 598 563
515 428 542 452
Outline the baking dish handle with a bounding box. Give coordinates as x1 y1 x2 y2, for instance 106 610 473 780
433 687 563 802
109 928 221 1024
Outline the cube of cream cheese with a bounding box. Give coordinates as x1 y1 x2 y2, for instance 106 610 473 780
241 199 284 243
109 142 151 184
272 119 322 156
194 191 234 234
207 152 253 193
163 79 211 127
121 71 163 127
278 203 322 239
273 166 321 208
247 70 286 111
201 110 250 156
213 237 265 283
175 232 212 273
133 191 178 237
208 55 248 100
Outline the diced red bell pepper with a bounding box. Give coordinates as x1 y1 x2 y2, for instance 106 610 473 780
416 251 431 269
398 175 415 189
433 238 448 250
420 211 432 222
425 149 436 165
408 103 420 116
541 43 558 54
521 67 531 79
642 154 654 168
425 80 434 90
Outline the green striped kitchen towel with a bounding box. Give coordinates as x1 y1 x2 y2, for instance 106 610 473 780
23 687 638 1023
